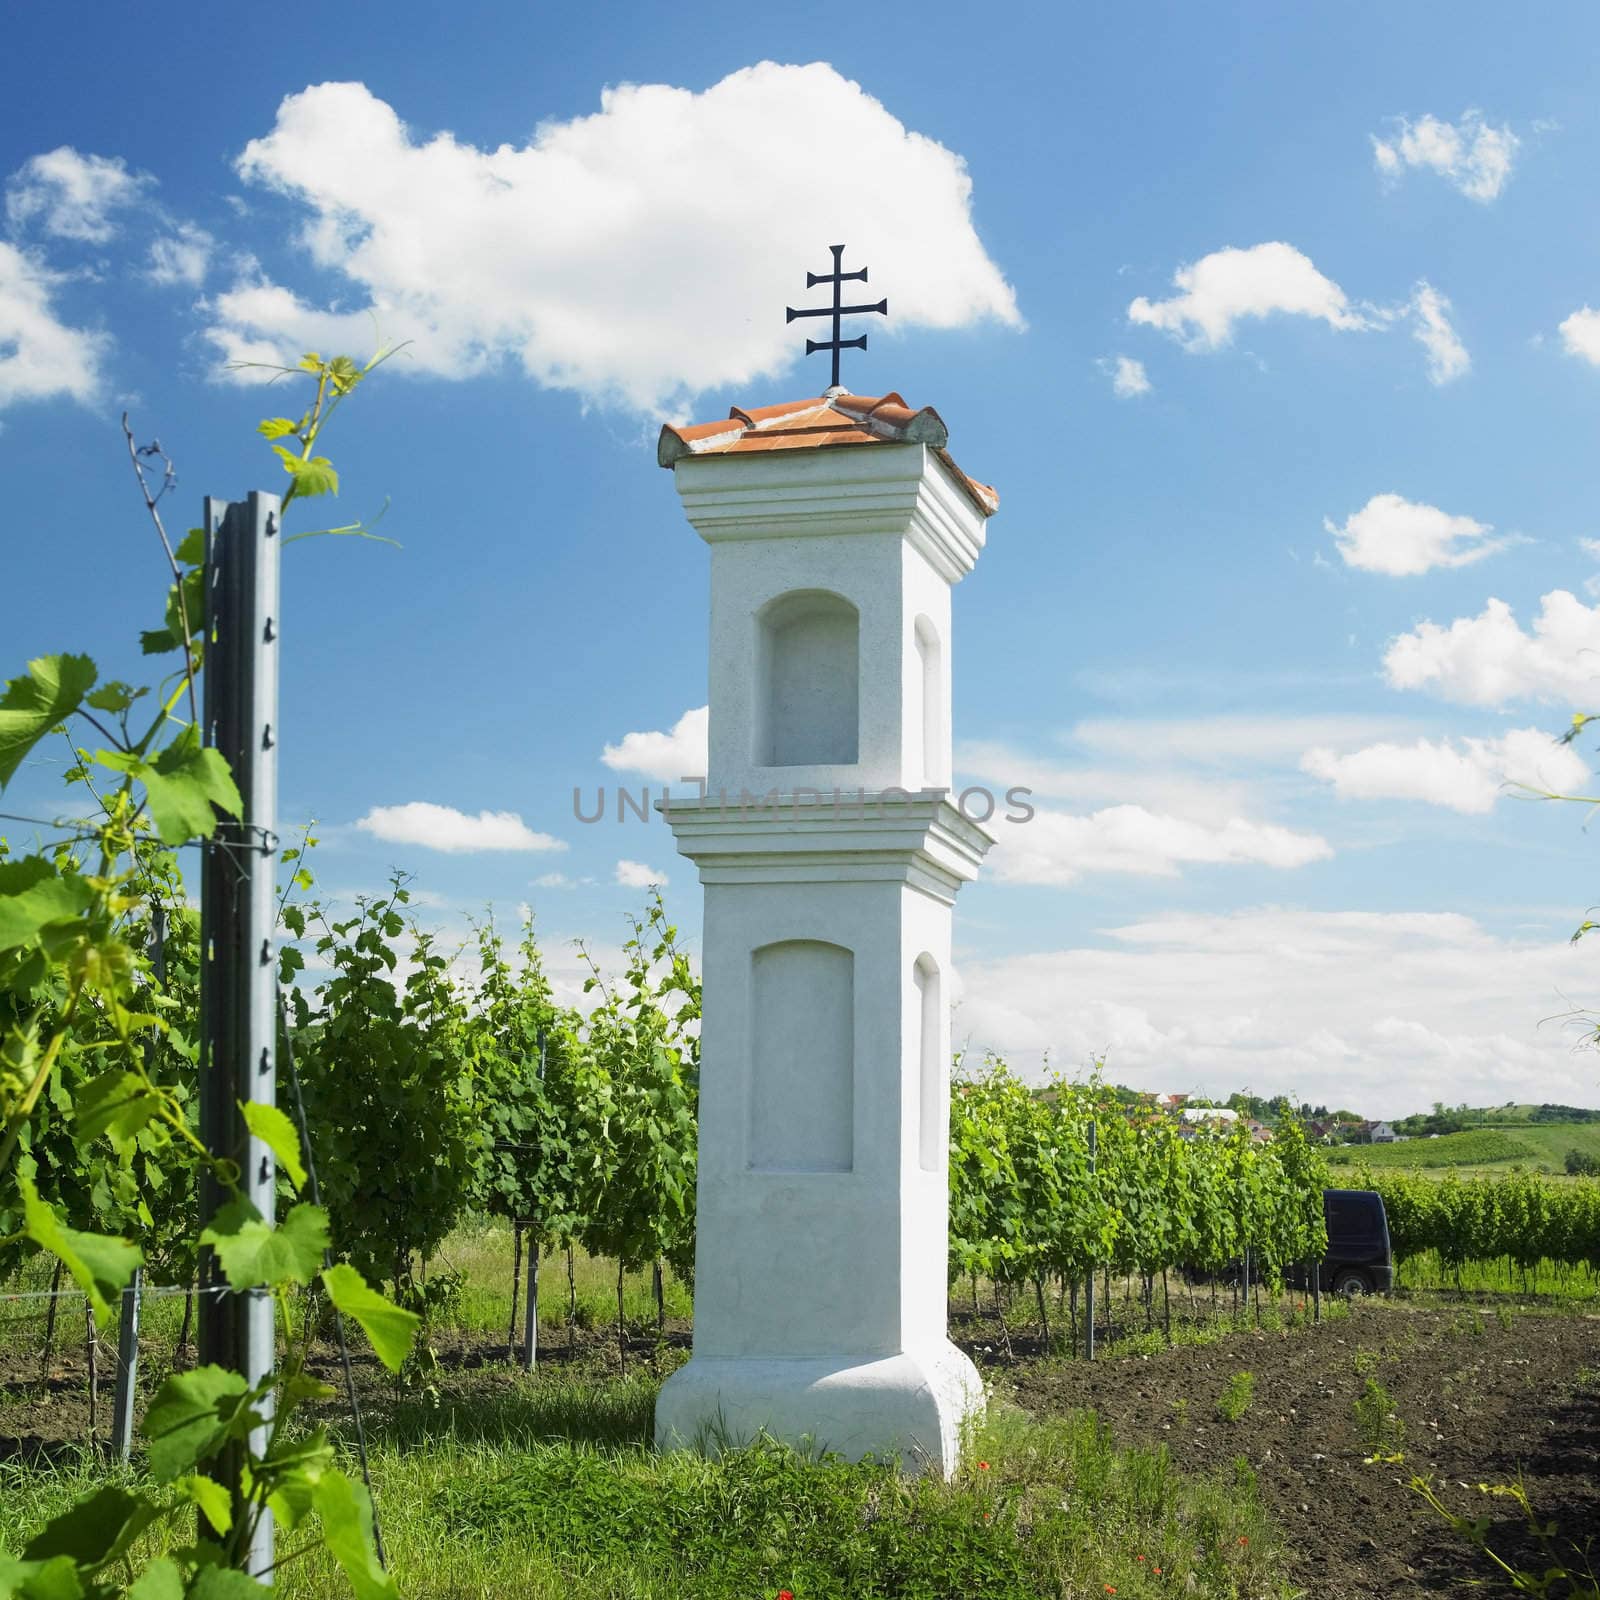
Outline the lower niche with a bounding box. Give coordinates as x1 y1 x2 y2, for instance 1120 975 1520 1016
749 939 854 1172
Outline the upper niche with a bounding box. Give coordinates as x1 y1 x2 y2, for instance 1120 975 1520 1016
755 590 860 767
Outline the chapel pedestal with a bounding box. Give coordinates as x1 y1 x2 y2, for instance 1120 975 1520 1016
650 393 999 1476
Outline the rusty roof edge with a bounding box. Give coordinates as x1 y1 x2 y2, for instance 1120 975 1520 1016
658 419 744 467
935 448 999 517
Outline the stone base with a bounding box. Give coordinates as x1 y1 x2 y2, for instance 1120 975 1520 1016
653 1342 984 1478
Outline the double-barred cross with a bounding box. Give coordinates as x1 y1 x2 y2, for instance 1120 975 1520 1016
786 244 888 390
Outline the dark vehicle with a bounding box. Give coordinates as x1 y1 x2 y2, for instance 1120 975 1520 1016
1188 1187 1394 1296
1308 1187 1393 1296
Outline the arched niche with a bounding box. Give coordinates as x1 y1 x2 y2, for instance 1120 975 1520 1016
914 953 942 1173
755 590 860 767
749 939 854 1172
913 614 945 787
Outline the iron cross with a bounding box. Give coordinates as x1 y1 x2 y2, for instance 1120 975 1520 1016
786 244 888 389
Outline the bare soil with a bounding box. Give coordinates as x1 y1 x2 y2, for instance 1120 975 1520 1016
1000 1302 1600 1599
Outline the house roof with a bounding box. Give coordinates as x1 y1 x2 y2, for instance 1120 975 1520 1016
657 389 999 519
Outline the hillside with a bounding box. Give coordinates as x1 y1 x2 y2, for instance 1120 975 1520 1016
1326 1121 1600 1174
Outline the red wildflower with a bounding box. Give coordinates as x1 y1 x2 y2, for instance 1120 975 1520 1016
777 1592 794 1599
1154 1569 1162 1576
1105 1588 1117 1595
978 1460 990 1471
1238 1536 1248 1546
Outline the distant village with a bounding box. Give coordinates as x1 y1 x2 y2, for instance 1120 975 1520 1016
1142 1093 1399 1146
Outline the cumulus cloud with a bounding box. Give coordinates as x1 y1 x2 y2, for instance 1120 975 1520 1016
1559 307 1600 366
615 858 668 888
955 907 1595 1116
1384 591 1600 708
1371 111 1519 202
1325 493 1506 576
6 146 149 241
1097 354 1150 397
989 803 1330 886
1128 242 1371 350
0 242 108 410
1301 728 1588 813
146 222 214 287
355 801 566 853
205 69 1020 411
1406 281 1469 384
602 706 709 782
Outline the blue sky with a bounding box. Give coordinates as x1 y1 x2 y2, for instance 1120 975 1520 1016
7 3 1600 1115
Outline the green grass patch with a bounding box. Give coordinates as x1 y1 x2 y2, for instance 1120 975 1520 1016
2 1399 1286 1600
1394 1249 1599 1300
1214 1372 1255 1423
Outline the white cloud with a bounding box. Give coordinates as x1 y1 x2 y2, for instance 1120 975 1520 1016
1059 713 1412 767
615 858 668 888
1407 281 1469 384
1302 728 1588 813
955 907 1596 1118
532 872 579 889
1098 354 1150 397
602 705 708 782
1371 111 1519 202
989 803 1331 886
146 222 214 287
1558 307 1600 366
6 147 149 241
0 242 107 411
1384 591 1600 707
1128 241 1371 350
205 69 1020 411
355 801 566 853
1325 493 1505 576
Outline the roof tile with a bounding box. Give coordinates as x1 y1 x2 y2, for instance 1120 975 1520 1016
659 389 997 517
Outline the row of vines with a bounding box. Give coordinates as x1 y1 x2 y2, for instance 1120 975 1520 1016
947 1060 1331 1326
1353 1166 1600 1287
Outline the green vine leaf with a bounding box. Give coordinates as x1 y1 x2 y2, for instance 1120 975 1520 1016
74 1070 164 1154
174 1474 233 1537
0 1553 85 1599
125 1558 184 1600
22 1485 158 1567
271 445 339 499
187 1569 271 1598
0 860 94 954
98 727 242 844
313 1469 399 1600
200 1199 328 1289
0 653 97 787
241 1101 307 1192
321 1263 419 1373
141 1365 258 1483
19 1174 141 1323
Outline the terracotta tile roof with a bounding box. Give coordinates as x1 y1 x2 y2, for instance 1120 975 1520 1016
658 390 998 517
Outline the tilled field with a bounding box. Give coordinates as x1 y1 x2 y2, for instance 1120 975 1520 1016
1004 1303 1600 1599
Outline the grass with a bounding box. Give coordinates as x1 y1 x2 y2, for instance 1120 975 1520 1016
1213 1372 1255 1422
1 1388 1290 1600
1351 1378 1405 1461
1394 1249 1600 1300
